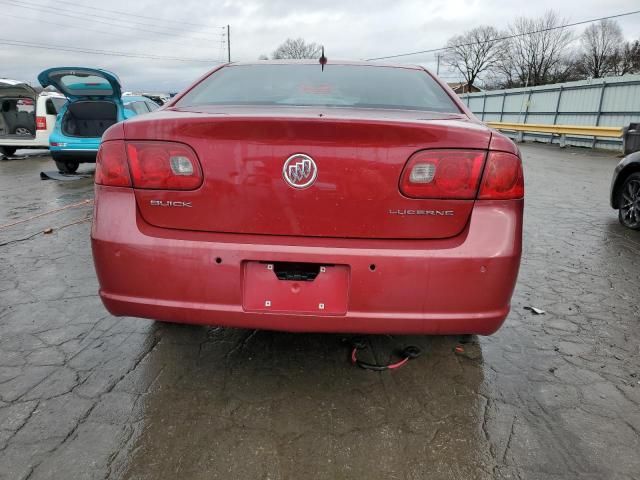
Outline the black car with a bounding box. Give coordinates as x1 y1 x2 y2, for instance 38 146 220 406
611 152 640 230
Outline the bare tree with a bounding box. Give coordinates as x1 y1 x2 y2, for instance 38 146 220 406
577 19 624 78
497 11 573 87
442 26 504 90
610 40 640 76
272 38 322 60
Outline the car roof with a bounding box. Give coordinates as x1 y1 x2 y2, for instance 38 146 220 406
227 59 426 71
0 78 25 86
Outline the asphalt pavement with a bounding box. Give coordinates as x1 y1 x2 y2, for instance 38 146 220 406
0 144 639 480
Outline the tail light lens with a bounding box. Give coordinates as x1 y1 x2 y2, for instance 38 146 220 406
400 150 486 199
36 116 47 130
95 141 131 187
478 152 524 200
95 140 203 190
126 141 202 190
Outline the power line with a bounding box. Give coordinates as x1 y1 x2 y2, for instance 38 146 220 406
2 0 222 35
0 0 225 42
366 9 640 61
36 0 223 29
1 11 223 50
0 38 224 64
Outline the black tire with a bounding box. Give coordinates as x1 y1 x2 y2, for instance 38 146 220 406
55 159 80 174
0 146 17 156
618 172 640 230
12 126 34 136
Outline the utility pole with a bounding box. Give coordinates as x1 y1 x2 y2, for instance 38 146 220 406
227 25 231 63
436 53 441 75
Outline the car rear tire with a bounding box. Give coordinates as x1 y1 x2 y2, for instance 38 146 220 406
55 159 80 174
618 172 640 230
0 146 17 157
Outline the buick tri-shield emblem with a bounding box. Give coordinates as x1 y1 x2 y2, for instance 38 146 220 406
282 154 317 189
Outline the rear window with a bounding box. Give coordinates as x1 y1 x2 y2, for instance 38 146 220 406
176 64 459 113
125 101 150 115
51 70 115 96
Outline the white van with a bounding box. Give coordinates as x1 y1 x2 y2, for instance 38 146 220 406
0 79 66 157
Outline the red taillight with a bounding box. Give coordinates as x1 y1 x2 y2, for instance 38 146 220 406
478 151 524 200
95 140 203 190
36 116 47 130
126 141 202 190
95 141 131 187
400 150 486 199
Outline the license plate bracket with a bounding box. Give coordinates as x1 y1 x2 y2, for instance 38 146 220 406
242 261 349 314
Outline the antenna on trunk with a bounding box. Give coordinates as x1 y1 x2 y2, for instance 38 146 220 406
319 47 327 71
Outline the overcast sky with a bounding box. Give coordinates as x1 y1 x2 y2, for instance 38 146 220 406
1 0 639 92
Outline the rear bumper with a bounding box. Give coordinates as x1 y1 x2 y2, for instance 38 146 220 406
50 149 97 163
91 186 523 334
49 133 99 163
0 130 49 148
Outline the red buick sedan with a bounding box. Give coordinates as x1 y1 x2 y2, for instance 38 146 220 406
91 60 523 335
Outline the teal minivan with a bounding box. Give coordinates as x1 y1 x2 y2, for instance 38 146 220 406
38 67 158 173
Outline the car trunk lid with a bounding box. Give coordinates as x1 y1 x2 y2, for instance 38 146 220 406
0 79 37 100
37 67 122 101
0 81 38 139
126 107 492 239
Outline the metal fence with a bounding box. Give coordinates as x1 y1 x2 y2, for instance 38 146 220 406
459 74 640 150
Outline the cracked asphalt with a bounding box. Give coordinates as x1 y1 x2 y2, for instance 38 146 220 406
1 144 639 480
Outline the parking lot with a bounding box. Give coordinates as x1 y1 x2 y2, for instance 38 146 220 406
0 143 639 479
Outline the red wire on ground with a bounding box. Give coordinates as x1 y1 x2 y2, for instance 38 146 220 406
0 198 93 231
350 344 419 371
0 214 93 247
386 357 409 369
